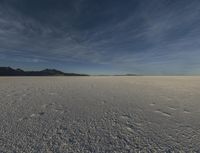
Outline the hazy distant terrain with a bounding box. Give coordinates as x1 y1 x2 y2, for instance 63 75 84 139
0 77 200 152
0 67 88 76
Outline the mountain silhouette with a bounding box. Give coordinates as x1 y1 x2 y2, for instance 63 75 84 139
0 67 89 76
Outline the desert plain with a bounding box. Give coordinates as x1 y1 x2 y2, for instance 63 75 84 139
0 76 200 152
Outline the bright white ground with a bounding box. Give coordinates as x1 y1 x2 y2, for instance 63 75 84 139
0 77 200 152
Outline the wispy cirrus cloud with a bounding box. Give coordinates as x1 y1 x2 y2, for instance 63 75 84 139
0 0 200 74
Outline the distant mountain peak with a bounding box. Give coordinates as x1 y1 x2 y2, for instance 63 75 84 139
0 67 89 76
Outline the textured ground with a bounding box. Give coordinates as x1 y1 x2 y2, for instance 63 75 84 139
0 76 200 152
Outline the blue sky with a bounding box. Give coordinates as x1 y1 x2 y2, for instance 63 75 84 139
0 0 200 75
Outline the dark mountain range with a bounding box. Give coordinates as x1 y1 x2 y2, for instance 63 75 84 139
0 67 89 76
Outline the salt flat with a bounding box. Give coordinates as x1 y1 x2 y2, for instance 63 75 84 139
0 76 200 152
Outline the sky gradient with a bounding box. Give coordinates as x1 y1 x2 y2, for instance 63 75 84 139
0 0 200 75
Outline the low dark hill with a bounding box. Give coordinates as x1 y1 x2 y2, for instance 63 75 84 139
0 67 89 76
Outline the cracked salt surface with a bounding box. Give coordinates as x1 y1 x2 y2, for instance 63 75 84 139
0 76 200 152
